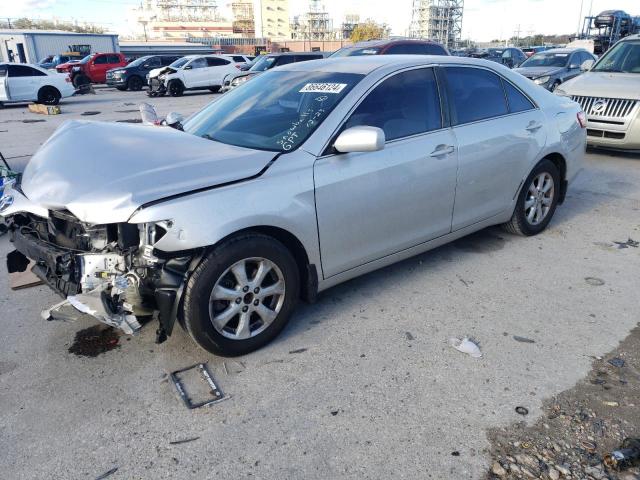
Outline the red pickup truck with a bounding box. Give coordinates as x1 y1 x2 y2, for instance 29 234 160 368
56 53 127 87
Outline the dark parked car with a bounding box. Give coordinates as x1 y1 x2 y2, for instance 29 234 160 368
594 10 632 29
106 55 181 91
514 48 597 91
330 38 449 57
221 52 327 92
470 47 527 68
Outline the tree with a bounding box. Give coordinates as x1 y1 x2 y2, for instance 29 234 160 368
0 17 104 34
350 20 386 43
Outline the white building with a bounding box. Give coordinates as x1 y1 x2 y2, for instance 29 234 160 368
0 30 119 64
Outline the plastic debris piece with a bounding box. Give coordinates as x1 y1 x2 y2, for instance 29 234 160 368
603 401 619 407
449 337 482 358
95 467 118 480
585 277 605 286
513 335 536 344
613 238 639 249
169 437 200 445
604 438 640 470
608 357 625 368
515 406 529 416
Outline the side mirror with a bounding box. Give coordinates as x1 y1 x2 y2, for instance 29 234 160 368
143 64 150 69
184 65 192 70
334 126 385 153
568 63 579 70
580 59 595 71
165 112 184 129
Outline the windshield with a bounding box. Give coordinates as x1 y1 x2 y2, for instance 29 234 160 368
330 47 381 57
128 56 152 67
488 49 504 56
183 70 363 152
593 40 640 73
169 57 190 69
250 55 277 72
520 52 570 68
79 55 93 64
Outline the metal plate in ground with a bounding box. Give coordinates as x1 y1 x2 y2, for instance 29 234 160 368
170 363 225 409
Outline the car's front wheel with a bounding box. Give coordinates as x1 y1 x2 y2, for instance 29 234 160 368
183 234 300 356
502 159 560 236
168 80 184 97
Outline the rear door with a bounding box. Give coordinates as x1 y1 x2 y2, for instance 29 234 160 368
206 57 234 86
314 67 459 277
443 66 546 230
0 65 8 101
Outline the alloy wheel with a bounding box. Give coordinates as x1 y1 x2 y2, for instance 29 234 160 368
524 172 554 225
209 257 285 340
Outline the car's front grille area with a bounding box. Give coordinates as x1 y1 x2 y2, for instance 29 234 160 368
572 96 638 119
586 129 626 140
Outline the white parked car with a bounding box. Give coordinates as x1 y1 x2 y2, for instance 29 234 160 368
146 55 239 97
0 63 75 106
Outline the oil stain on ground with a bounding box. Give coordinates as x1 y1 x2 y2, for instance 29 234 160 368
68 325 120 357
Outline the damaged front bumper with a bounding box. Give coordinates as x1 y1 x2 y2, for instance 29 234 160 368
6 212 201 342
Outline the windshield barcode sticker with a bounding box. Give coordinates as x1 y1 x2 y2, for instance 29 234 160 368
299 83 347 94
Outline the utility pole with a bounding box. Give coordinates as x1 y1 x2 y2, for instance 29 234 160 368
576 0 584 37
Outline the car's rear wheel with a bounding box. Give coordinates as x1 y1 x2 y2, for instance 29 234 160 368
502 159 560 236
168 80 184 97
183 234 299 356
127 76 144 91
37 86 61 105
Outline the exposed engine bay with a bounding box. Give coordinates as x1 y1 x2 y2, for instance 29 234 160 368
147 67 176 97
6 209 200 340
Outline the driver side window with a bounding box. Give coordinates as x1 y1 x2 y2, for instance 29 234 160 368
344 68 441 141
189 58 208 69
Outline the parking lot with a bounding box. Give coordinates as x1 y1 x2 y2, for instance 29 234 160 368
1 87 639 479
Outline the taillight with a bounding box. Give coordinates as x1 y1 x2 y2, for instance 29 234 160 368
577 111 587 128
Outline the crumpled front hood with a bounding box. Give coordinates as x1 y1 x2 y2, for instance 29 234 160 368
21 120 277 224
514 66 563 78
560 72 640 100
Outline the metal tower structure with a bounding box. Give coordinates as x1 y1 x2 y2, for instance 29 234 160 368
410 0 463 49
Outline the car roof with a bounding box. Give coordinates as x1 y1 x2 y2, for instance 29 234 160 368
351 38 439 48
620 34 640 41
266 52 325 57
277 54 505 75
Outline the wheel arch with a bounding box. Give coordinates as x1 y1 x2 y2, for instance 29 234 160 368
38 84 61 97
210 225 318 303
544 152 568 203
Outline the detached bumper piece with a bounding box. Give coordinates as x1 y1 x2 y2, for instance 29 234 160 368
67 286 142 335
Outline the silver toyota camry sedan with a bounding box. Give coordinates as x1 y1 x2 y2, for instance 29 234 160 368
2 56 586 356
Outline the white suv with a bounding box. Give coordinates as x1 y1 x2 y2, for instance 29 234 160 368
147 55 239 97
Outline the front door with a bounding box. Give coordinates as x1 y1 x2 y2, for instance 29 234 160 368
183 57 209 88
314 67 459 277
441 66 547 230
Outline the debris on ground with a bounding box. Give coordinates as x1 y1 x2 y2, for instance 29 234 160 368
485 324 640 480
289 347 308 354
171 363 225 409
608 358 625 368
68 325 120 357
169 437 200 445
604 438 640 471
513 336 536 344
116 118 143 123
27 104 60 115
515 406 529 416
94 467 118 480
613 238 639 249
585 277 606 286
449 336 482 358
21 119 46 123
81 111 101 116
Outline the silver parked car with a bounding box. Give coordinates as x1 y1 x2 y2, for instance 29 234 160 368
514 48 597 91
2 56 586 356
555 34 640 150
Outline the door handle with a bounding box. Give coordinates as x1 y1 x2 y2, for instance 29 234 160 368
429 145 455 157
526 121 543 132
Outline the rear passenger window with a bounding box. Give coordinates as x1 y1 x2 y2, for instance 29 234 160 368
444 67 508 125
231 56 245 62
503 80 535 113
275 56 295 65
8 65 45 77
207 57 230 66
345 68 441 141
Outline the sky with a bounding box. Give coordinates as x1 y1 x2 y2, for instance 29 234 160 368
2 0 639 41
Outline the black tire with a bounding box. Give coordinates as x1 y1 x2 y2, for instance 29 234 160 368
127 76 144 91
168 80 184 97
209 86 221 93
37 86 61 105
183 234 300 356
502 159 561 236
116 86 128 91
72 74 90 89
